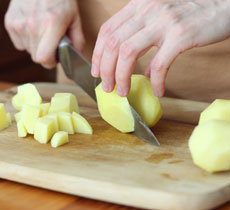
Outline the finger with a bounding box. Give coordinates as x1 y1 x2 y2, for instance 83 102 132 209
68 16 85 53
100 18 145 92
150 41 179 97
91 1 136 78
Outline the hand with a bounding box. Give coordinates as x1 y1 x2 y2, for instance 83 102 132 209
91 0 230 97
4 0 85 69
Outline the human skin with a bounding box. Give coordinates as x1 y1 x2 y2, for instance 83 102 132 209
91 0 230 97
4 0 85 69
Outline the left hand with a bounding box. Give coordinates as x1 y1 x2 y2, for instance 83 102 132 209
91 0 230 97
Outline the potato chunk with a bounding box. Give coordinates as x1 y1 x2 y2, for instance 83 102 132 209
17 120 27 137
128 75 162 127
95 83 134 133
51 131 69 148
12 94 22 111
34 118 56 144
40 103 50 116
199 99 230 125
0 103 8 131
44 113 59 131
21 105 41 134
58 112 74 134
189 120 230 173
72 112 93 134
49 93 79 114
14 112 22 123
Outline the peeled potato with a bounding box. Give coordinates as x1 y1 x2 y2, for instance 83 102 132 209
40 103 50 116
51 131 69 148
58 112 74 134
72 112 93 134
0 103 8 131
189 120 230 173
199 99 230 125
17 120 27 137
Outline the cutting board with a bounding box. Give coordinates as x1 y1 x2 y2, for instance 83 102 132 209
0 83 229 210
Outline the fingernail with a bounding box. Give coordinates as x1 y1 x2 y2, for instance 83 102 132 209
117 86 127 97
91 64 98 77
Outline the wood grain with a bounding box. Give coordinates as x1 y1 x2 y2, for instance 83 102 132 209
0 83 229 210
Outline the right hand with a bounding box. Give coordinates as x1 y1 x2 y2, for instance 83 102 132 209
4 0 85 69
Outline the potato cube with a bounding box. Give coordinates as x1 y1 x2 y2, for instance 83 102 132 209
18 83 42 108
128 75 162 127
14 112 22 123
21 105 41 134
17 120 27 137
72 112 93 134
199 99 230 125
0 103 8 131
40 103 50 116
49 93 79 114
58 112 74 134
189 120 230 173
12 94 22 111
44 113 59 131
34 118 56 144
95 84 134 133
6 112 12 124
51 131 69 148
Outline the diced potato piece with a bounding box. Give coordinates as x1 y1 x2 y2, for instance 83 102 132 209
72 112 93 134
14 112 22 123
40 103 50 116
34 118 56 144
21 105 41 134
6 112 12 124
58 112 74 134
51 131 69 148
199 99 230 125
0 103 8 131
95 83 134 133
128 75 162 127
17 83 42 108
12 94 22 111
17 120 27 137
189 120 230 173
49 93 79 114
44 113 59 131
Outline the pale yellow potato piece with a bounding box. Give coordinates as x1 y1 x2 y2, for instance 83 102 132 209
95 84 134 133
34 118 56 144
21 105 41 134
49 93 79 114
17 83 42 108
72 112 93 134
17 120 27 137
44 113 59 131
189 120 230 173
6 112 12 125
128 75 162 127
40 103 50 116
0 103 8 131
51 131 69 148
12 94 22 111
58 112 74 134
14 112 22 123
199 99 230 125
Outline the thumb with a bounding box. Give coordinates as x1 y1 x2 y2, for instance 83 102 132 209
150 41 180 97
68 15 85 53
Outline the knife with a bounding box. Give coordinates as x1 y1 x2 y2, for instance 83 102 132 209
58 36 160 146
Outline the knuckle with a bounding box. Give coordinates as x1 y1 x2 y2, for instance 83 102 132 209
13 21 25 35
105 35 119 51
119 42 137 59
26 15 36 34
101 69 112 80
100 22 112 37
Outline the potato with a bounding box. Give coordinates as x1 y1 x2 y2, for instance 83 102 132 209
51 131 69 148
21 105 41 134
189 120 230 173
95 84 134 133
12 94 22 111
58 112 74 134
6 112 12 125
128 75 162 127
17 120 27 137
199 99 230 125
44 113 59 131
49 93 79 114
40 103 50 116
34 118 56 144
0 103 8 131
72 112 93 134
14 112 22 123
18 83 42 108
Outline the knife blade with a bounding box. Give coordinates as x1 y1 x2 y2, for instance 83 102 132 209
58 36 160 146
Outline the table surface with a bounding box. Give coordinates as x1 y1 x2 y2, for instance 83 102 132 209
0 82 229 210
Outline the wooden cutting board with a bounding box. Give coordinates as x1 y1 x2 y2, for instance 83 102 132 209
0 83 229 210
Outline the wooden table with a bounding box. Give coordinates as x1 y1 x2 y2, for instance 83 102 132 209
0 82 229 210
